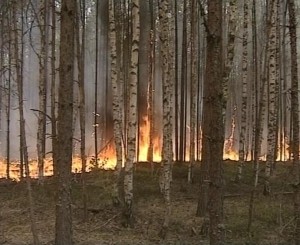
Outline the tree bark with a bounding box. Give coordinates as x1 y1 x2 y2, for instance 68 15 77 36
55 0 75 243
158 0 173 238
75 0 87 221
123 0 140 228
13 1 40 243
264 0 278 196
200 0 225 243
287 0 300 244
109 0 123 206
236 0 249 182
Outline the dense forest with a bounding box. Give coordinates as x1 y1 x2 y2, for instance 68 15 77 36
0 0 300 244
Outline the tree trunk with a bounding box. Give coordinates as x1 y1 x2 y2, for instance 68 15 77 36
236 0 249 182
147 0 155 174
201 0 225 243
6 4 11 180
264 0 278 196
94 0 99 162
75 0 87 221
179 0 187 163
158 0 173 238
37 0 49 184
54 0 75 244
109 0 123 206
188 0 197 184
287 0 300 244
123 0 140 228
51 0 57 176
13 1 40 243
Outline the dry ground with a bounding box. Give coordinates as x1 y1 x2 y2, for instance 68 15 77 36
0 161 296 245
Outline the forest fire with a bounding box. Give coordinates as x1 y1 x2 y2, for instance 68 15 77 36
0 117 292 181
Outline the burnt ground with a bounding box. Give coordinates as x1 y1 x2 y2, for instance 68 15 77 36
0 161 296 245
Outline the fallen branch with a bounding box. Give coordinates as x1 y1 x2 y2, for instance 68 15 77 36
91 213 120 231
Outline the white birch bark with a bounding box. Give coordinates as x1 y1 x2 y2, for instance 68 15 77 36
158 0 173 238
109 0 123 205
123 0 140 227
265 0 278 195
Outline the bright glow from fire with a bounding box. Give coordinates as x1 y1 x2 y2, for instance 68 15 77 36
0 115 292 181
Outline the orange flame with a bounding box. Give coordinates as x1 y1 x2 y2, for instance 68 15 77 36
0 115 293 181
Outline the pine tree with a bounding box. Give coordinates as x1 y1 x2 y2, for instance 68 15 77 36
54 0 76 243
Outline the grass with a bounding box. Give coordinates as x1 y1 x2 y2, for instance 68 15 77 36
0 161 296 244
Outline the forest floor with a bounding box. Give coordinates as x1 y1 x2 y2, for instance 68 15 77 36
0 161 296 245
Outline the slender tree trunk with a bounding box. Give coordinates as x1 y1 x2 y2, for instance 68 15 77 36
51 0 57 176
147 0 155 174
94 0 99 162
236 0 249 182
188 0 196 184
179 0 187 163
37 0 49 183
6 4 11 180
75 0 87 221
264 0 278 196
174 0 179 162
109 0 123 206
13 1 40 243
54 0 75 244
158 0 173 238
248 0 269 233
123 0 140 228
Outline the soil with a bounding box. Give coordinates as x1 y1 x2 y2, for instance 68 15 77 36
0 161 295 245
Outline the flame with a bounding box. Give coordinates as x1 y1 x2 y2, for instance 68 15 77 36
138 115 161 162
223 111 238 160
0 113 293 181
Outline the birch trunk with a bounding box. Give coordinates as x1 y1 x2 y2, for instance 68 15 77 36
223 0 236 113
123 0 139 228
109 0 123 206
158 0 173 238
264 0 278 195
